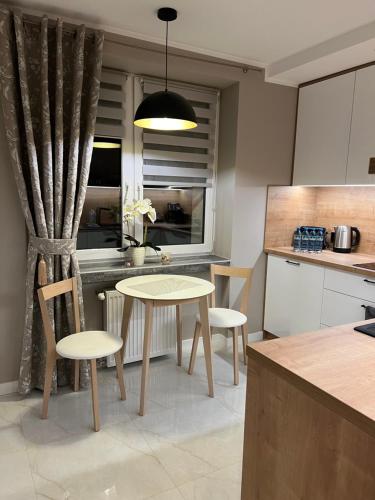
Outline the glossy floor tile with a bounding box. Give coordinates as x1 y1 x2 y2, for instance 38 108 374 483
0 340 248 499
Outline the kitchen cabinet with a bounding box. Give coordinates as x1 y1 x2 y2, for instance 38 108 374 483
264 253 374 336
243 324 375 500
293 73 355 186
321 289 375 327
264 255 324 336
324 267 375 303
347 65 375 184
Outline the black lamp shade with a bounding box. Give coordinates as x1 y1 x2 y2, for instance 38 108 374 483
134 90 197 130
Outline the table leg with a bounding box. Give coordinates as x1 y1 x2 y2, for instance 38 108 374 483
139 301 154 416
199 295 214 397
176 304 182 367
120 295 134 364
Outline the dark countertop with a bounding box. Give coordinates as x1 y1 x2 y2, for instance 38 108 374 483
80 254 230 284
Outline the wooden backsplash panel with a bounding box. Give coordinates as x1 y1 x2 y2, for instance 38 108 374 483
314 187 375 254
265 185 375 254
264 186 317 248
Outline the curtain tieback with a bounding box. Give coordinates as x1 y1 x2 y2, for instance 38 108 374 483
29 235 77 286
29 235 77 255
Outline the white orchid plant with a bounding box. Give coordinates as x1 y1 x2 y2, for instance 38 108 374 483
118 199 160 253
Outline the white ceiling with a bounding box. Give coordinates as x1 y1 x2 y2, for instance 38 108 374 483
8 0 375 85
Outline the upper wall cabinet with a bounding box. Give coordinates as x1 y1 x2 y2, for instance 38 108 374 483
293 73 355 185
346 66 375 184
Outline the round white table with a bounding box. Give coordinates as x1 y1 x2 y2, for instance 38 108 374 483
116 274 215 416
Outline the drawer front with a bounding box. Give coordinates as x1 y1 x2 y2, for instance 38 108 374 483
321 289 374 327
324 268 375 302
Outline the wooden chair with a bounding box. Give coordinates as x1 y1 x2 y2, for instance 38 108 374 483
187 264 252 385
37 277 126 431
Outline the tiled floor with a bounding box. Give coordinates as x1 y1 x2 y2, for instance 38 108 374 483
0 338 247 499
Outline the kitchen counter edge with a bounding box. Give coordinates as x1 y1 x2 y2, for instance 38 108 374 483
265 246 375 278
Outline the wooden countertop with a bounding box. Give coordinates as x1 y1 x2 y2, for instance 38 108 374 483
247 321 375 437
265 246 375 278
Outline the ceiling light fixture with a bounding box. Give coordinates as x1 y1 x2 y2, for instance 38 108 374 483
134 7 197 131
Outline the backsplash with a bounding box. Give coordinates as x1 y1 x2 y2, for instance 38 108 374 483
265 185 375 254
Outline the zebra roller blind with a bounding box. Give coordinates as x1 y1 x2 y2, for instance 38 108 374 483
95 69 127 138
141 78 219 187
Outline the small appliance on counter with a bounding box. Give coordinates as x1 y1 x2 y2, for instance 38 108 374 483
293 226 326 253
331 225 360 253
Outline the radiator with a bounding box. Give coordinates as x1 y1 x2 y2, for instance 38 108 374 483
103 290 177 367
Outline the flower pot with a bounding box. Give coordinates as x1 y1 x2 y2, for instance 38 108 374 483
129 247 146 266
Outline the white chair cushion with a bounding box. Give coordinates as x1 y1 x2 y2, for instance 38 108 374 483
56 331 123 360
197 308 247 328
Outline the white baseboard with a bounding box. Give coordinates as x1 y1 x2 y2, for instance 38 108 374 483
0 380 18 396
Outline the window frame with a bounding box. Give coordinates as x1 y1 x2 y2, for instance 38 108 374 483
78 73 219 262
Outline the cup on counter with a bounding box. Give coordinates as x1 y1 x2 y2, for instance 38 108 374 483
161 252 172 265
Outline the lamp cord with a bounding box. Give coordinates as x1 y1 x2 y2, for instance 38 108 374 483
165 21 168 92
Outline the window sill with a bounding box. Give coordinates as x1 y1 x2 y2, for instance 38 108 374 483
80 253 230 285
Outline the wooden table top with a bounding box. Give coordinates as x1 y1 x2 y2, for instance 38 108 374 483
115 274 214 301
265 246 375 278
247 321 375 436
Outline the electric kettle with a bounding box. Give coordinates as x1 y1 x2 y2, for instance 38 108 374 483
332 225 360 253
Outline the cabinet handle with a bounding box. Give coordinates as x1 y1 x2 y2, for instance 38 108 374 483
285 260 300 266
363 279 375 285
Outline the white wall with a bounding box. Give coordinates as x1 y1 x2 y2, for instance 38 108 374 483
214 83 239 259
229 73 297 332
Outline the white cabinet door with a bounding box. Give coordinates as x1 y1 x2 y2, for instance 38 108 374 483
293 73 355 186
264 255 324 337
321 289 373 327
347 66 375 184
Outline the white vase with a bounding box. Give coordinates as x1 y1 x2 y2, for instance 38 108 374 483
129 247 146 266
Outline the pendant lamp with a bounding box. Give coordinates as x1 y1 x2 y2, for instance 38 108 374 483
134 7 197 131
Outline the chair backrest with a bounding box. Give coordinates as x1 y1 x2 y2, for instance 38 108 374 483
37 277 81 352
210 264 252 315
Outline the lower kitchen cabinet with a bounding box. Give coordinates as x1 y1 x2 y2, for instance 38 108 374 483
264 255 324 337
321 289 375 327
264 254 375 336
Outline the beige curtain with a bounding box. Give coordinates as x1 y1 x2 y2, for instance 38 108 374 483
0 7 104 394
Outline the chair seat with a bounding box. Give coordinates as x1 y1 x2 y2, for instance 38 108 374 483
56 331 123 360
197 307 247 328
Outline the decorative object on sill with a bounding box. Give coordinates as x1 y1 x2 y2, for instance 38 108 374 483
129 247 146 267
0 7 104 394
161 252 172 265
107 199 161 266
133 7 197 131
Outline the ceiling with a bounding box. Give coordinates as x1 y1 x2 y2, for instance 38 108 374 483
8 0 375 85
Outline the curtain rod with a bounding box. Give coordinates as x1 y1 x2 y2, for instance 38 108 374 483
105 37 262 74
17 10 262 74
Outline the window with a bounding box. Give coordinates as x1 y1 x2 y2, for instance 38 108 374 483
143 186 206 246
77 137 122 250
134 77 218 255
78 71 219 260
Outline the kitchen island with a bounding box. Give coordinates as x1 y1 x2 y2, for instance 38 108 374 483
241 321 375 500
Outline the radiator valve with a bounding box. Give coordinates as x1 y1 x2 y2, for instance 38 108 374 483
97 292 106 301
